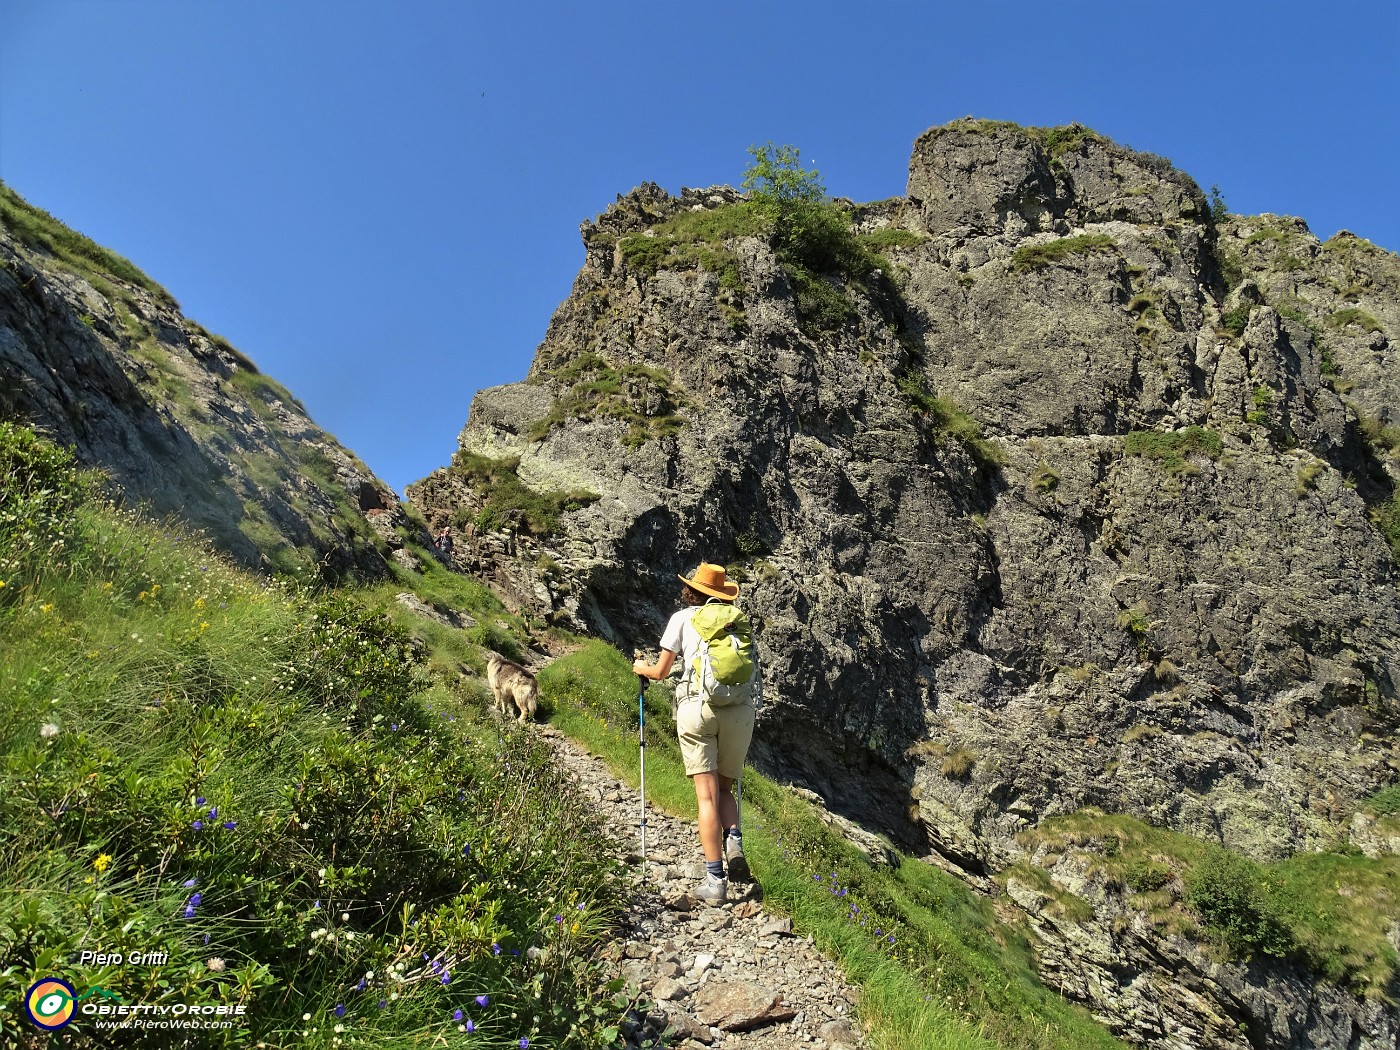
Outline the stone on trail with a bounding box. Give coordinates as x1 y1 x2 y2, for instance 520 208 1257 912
692 980 799 1033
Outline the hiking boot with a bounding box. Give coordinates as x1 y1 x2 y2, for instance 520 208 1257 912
694 873 728 905
725 836 751 884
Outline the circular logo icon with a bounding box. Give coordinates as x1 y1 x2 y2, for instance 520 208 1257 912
25 978 77 1030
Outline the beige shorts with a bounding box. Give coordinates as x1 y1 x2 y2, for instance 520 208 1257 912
676 695 755 779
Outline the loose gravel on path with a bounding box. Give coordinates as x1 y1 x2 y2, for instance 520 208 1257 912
536 726 867 1050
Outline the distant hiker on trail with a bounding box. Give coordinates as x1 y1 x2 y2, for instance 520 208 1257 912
633 563 759 904
435 527 454 560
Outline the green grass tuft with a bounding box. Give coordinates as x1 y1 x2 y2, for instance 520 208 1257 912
1123 427 1223 475
1326 308 1383 334
1011 234 1116 273
896 374 1004 471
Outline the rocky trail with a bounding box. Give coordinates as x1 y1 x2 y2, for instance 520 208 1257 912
533 725 867 1050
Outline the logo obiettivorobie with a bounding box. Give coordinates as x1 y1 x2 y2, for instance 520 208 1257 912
25 978 77 1030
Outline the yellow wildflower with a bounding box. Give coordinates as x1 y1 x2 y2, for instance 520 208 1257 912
199 622 210 632
94 854 113 873
40 603 54 614
194 597 206 609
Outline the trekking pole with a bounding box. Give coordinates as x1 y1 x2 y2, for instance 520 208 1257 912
633 652 648 882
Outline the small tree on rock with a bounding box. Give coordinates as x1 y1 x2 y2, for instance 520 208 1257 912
742 142 852 273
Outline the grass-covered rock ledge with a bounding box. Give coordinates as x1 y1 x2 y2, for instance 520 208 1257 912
0 423 635 1048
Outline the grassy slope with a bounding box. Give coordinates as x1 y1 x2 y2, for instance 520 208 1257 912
0 425 631 1049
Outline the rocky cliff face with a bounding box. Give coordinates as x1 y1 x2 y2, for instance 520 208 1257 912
0 186 409 579
410 120 1400 1046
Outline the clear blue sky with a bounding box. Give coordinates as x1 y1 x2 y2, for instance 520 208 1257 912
3 0 1397 495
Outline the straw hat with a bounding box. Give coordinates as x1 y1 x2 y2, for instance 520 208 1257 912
678 562 740 601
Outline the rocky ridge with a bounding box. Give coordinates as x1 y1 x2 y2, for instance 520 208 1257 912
0 186 417 579
411 120 1400 1046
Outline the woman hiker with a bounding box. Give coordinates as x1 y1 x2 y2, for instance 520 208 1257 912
633 562 756 904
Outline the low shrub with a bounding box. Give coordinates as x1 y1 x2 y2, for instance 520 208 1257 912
1126 860 1175 893
1365 786 1400 816
1220 307 1251 336
855 228 927 251
1026 811 1400 994
1185 849 1295 958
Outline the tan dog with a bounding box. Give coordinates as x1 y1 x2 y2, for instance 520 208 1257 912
486 652 539 723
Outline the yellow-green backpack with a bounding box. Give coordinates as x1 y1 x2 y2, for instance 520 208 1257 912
688 603 758 706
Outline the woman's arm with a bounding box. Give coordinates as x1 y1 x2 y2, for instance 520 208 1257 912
632 648 676 680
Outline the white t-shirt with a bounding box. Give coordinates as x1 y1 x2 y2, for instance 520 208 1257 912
659 605 703 671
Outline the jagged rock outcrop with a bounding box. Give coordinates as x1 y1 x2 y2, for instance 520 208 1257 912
1005 848 1399 1050
410 119 1400 1047
0 188 409 578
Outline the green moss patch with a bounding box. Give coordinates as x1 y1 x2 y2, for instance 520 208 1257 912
529 353 690 448
449 452 597 536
